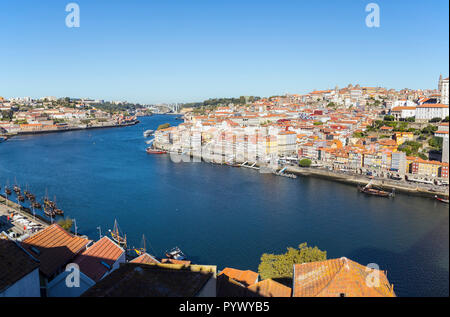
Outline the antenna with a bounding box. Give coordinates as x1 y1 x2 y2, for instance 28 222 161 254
73 218 78 235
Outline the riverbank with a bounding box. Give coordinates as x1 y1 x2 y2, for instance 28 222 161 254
285 166 449 199
153 142 449 199
3 120 139 138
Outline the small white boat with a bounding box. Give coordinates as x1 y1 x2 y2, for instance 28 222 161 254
165 247 187 261
143 130 154 137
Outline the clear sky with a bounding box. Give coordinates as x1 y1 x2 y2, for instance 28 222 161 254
1 0 448 104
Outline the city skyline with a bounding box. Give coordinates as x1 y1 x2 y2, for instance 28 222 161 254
1 0 449 104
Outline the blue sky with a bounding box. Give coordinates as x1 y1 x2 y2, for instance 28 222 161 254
0 0 448 104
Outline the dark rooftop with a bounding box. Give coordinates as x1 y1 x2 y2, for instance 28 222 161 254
82 263 216 297
0 235 39 293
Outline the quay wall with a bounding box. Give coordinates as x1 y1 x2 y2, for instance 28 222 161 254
153 141 449 199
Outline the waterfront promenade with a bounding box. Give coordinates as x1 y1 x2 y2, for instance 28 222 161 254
0 195 49 238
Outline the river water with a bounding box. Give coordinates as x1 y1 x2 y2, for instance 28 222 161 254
0 115 448 296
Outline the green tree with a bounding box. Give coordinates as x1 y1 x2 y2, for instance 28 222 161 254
384 115 395 121
421 125 438 135
299 158 312 167
443 116 449 122
398 141 423 157
258 243 327 283
157 123 171 130
353 131 366 138
57 218 73 232
429 136 443 151
429 117 442 123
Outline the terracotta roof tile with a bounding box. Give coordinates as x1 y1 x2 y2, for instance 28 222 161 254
130 253 160 265
248 279 292 297
219 268 259 287
293 258 395 297
74 236 124 282
21 224 90 277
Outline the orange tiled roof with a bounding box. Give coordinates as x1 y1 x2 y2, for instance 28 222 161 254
417 103 448 108
131 253 160 265
248 279 292 297
74 236 124 282
219 268 259 287
161 258 191 266
21 224 91 277
293 258 395 297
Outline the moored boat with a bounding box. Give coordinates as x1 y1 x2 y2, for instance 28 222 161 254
435 195 449 204
13 185 21 193
146 147 167 154
31 201 42 209
358 181 394 198
165 247 187 261
109 219 127 248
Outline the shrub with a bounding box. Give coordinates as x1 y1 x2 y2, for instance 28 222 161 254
299 158 312 167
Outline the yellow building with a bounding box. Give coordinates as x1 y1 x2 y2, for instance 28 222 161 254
394 132 414 146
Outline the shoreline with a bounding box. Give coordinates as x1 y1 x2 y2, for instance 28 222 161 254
3 120 139 139
153 143 449 199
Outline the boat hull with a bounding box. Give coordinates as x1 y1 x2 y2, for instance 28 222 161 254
146 148 167 154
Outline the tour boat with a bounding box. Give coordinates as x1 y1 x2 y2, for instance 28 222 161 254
435 196 449 204
146 147 167 154
165 247 187 261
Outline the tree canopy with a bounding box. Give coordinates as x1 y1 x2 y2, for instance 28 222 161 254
57 218 73 232
157 123 171 130
299 158 312 167
258 243 327 283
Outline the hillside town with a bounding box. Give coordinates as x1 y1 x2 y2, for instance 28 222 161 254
154 76 449 192
0 97 140 137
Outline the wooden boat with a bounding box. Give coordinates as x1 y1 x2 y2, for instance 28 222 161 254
13 185 21 193
44 205 56 218
31 201 42 209
109 219 127 248
435 196 449 204
127 234 147 259
4 187 11 195
17 194 25 202
358 180 394 198
55 208 64 216
146 147 167 154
